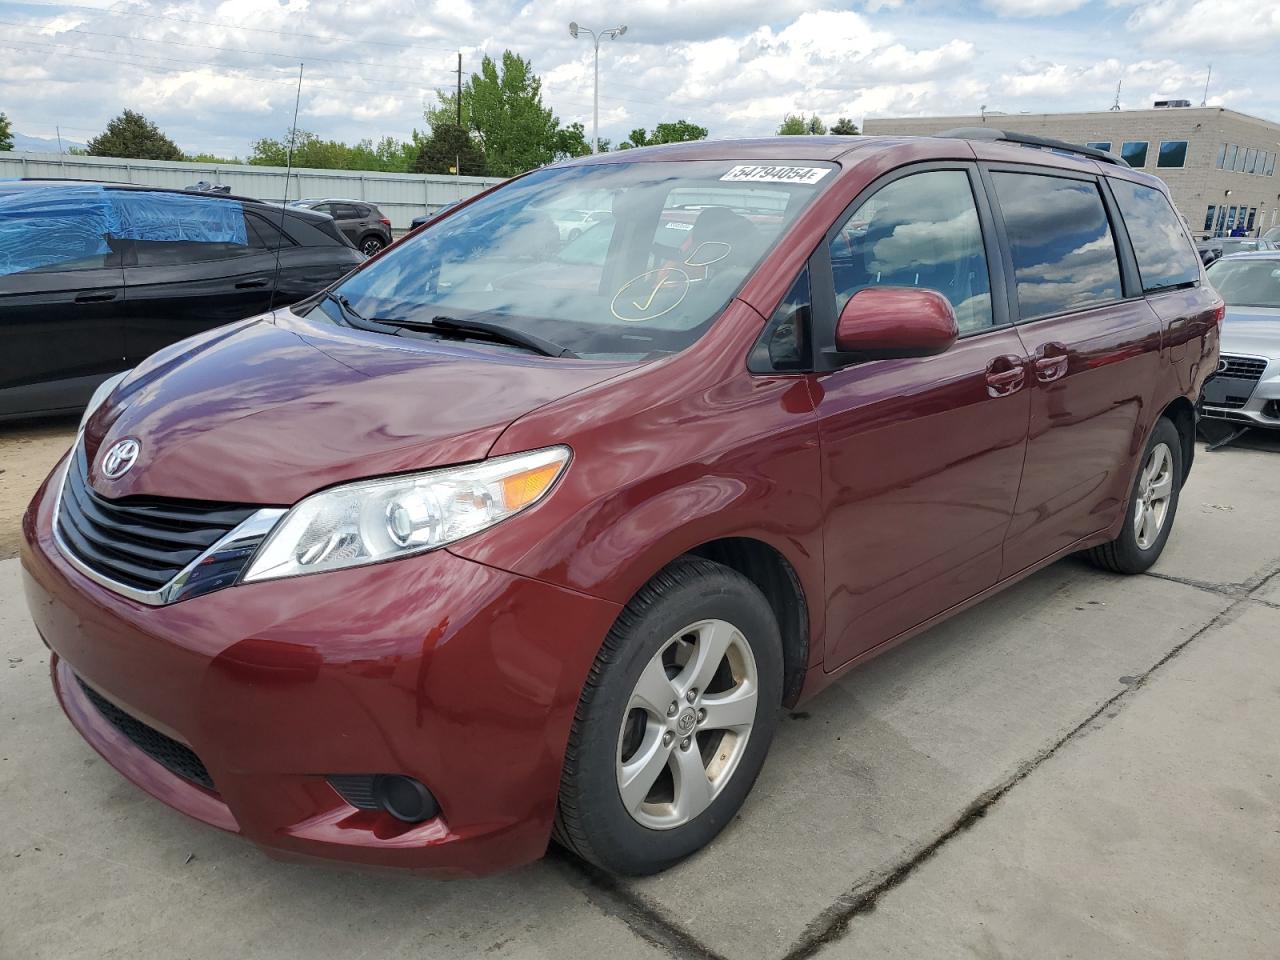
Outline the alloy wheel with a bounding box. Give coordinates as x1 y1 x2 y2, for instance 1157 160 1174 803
361 238 384 255
616 618 758 830
1133 441 1174 550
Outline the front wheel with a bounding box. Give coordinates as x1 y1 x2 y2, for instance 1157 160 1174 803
555 557 782 875
1084 416 1183 574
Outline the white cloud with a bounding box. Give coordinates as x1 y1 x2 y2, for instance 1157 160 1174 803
983 0 1090 15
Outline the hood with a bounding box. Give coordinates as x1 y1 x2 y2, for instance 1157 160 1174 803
86 310 633 504
1221 307 1280 360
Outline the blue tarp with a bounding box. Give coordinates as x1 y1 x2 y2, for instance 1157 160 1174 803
0 185 248 277
108 190 247 245
0 185 115 276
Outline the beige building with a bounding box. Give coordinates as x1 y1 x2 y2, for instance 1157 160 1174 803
863 106 1280 238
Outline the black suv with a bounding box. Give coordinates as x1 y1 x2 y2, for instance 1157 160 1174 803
0 180 363 420
288 199 393 254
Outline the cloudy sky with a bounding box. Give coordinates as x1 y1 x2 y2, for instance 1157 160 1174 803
2 0 1278 158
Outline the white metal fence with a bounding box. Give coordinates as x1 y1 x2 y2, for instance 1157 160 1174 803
0 151 504 229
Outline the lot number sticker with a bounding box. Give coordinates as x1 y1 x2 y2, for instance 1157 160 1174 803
720 165 831 185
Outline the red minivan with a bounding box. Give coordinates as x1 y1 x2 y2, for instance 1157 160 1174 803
22 132 1221 877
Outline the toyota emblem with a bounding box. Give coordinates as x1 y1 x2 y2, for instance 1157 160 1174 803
101 438 141 479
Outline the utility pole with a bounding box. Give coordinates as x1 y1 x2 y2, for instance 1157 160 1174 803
55 125 64 155
456 53 462 127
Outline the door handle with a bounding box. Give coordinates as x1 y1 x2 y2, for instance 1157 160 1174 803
985 355 1026 398
74 291 118 303
1033 341 1070 383
235 277 271 289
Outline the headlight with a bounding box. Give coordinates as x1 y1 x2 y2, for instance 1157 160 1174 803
80 370 131 430
241 446 570 583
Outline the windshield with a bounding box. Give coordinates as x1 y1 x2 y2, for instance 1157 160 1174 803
1207 258 1280 308
319 160 836 359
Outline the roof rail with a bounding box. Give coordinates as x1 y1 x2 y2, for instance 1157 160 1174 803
936 127 1129 167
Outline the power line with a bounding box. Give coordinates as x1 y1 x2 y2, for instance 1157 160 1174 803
10 0 464 54
0 17 459 78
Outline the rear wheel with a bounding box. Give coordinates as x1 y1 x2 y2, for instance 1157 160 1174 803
555 557 782 875
1085 416 1182 574
360 235 385 256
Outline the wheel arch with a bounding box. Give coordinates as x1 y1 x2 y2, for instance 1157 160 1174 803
683 537 810 707
1160 395 1196 483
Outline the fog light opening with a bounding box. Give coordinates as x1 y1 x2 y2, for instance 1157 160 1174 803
373 774 439 823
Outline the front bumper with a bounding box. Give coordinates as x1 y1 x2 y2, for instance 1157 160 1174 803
1202 354 1280 429
21 457 621 876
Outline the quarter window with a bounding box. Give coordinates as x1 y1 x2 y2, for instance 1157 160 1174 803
827 169 994 334
1156 141 1188 168
750 266 811 371
991 172 1123 319
1120 141 1148 168
1110 179 1200 293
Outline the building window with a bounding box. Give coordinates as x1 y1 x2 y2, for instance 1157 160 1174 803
1244 147 1257 174
1235 148 1249 173
1268 154 1277 177
1204 205 1216 233
1120 141 1148 167
1086 141 1112 152
1156 141 1188 168
1225 144 1239 170
1247 208 1257 230
1251 151 1263 175
1216 143 1227 169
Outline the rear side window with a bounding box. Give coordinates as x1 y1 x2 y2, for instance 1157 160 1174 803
828 170 994 334
1109 179 1200 293
991 172 1123 319
334 204 362 220
247 214 295 250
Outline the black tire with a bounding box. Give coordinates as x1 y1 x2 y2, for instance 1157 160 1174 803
1085 416 1183 574
554 557 783 875
360 235 385 256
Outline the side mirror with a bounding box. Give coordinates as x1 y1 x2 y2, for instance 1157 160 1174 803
834 287 959 361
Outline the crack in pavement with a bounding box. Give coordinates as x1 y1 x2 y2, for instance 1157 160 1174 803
558 561 1280 960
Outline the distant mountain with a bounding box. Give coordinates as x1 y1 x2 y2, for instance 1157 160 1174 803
8 132 88 152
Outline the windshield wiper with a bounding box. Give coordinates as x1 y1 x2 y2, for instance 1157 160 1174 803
386 315 579 359
321 292 398 333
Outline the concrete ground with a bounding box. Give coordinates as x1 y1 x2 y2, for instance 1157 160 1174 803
1 434 1278 960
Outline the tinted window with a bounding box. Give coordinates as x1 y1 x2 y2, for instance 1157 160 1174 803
132 240 257 266
992 172 1123 319
1086 141 1112 152
751 266 811 371
1110 179 1200 292
334 204 362 220
247 214 295 250
1120 141 1148 168
1204 205 1217 232
1157 141 1188 168
828 170 993 334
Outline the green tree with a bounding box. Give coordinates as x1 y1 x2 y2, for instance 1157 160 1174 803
651 120 709 144
86 109 184 160
619 127 650 150
185 152 240 164
830 117 860 136
247 128 422 172
553 121 593 160
410 123 488 176
0 112 12 152
777 113 827 136
457 51 560 176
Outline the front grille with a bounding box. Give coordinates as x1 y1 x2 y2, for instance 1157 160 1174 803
1218 355 1267 381
78 677 216 792
57 444 258 595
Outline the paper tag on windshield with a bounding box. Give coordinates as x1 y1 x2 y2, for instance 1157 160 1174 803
720 164 831 185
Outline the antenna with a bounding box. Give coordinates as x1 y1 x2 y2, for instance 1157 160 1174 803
1201 64 1212 106
270 62 304 313
1110 80 1121 111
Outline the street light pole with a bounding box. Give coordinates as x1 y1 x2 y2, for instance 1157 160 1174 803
569 21 628 153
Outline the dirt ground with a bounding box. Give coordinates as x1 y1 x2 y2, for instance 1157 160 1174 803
0 418 78 560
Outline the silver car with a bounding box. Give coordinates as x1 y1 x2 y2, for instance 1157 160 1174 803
1202 252 1280 429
